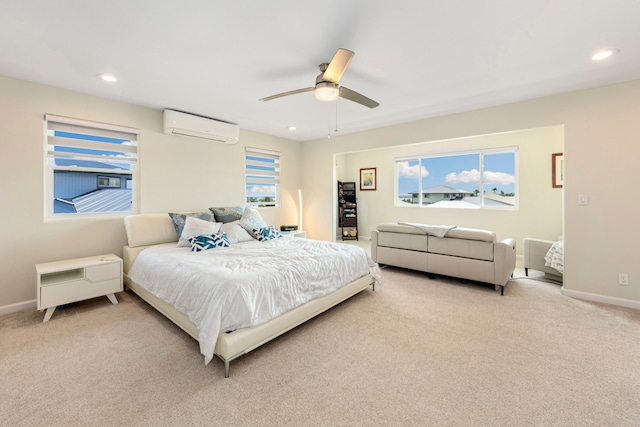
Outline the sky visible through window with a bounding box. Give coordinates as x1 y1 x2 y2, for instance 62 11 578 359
245 155 278 204
398 152 515 199
48 128 136 215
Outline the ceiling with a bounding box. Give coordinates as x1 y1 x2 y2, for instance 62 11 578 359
2 1 639 142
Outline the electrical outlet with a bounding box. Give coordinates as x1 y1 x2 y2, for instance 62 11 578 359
618 273 629 286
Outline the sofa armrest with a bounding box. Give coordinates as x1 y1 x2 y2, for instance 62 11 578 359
494 239 517 286
523 238 562 277
523 238 554 268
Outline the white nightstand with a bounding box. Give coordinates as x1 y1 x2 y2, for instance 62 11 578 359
282 230 306 238
36 254 123 323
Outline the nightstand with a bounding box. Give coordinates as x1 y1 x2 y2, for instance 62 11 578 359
36 254 123 323
281 230 306 238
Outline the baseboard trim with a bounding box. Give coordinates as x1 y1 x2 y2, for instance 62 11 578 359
0 299 37 316
561 288 640 310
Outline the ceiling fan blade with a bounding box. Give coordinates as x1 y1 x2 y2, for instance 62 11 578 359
322 48 355 84
339 86 379 108
259 87 314 102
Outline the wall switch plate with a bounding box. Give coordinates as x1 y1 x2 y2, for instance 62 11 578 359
618 273 629 286
579 195 589 205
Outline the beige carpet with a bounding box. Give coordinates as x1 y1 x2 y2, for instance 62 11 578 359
1 267 639 426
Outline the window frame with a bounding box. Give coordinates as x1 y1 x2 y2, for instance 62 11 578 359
395 147 518 210
245 146 281 208
44 114 139 221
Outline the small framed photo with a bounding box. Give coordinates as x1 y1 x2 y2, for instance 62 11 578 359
360 167 377 191
552 153 563 188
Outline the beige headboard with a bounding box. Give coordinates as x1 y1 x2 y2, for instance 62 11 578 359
123 213 179 274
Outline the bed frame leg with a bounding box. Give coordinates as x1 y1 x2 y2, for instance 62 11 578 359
224 360 230 378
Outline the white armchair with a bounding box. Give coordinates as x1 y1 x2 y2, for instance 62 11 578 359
523 238 563 282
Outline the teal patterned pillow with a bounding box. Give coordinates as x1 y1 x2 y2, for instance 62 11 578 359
188 232 231 252
168 212 214 237
208 206 244 223
253 225 282 242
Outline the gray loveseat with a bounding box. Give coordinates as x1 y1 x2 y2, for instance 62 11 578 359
371 223 516 295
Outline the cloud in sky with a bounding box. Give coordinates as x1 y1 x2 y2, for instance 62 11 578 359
247 185 276 195
398 161 428 179
482 171 515 185
445 169 480 184
445 169 514 186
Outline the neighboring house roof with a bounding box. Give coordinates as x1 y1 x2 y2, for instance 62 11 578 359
62 189 132 213
483 193 516 205
410 185 474 195
428 199 481 208
428 195 514 208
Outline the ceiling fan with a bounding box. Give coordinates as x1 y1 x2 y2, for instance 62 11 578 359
259 48 379 108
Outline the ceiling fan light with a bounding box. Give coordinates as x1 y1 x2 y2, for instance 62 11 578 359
315 82 338 102
591 48 619 61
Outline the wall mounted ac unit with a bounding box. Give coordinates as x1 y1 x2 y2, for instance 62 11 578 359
163 109 239 145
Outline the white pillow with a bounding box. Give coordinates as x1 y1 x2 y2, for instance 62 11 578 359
220 220 254 243
177 216 222 247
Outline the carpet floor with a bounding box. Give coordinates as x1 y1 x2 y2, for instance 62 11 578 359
1 266 639 426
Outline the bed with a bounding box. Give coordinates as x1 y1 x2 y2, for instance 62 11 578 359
122 211 380 377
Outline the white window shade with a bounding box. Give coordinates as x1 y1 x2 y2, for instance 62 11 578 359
245 147 281 207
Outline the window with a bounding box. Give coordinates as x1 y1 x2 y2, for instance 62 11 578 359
245 147 280 207
396 148 517 209
98 176 121 188
45 114 139 219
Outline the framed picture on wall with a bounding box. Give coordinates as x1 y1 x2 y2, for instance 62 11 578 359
360 167 377 191
552 153 563 188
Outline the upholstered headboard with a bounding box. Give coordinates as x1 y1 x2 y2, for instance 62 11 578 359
122 207 246 274
123 213 179 274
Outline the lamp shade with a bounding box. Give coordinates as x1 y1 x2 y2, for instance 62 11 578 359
315 82 338 102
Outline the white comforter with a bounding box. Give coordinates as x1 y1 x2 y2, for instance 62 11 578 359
128 237 381 364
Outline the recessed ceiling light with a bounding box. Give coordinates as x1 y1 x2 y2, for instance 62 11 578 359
288 126 296 131
97 73 117 83
591 48 619 61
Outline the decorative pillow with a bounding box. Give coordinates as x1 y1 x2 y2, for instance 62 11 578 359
177 216 222 247
188 232 230 252
220 220 254 243
208 206 244 224
238 208 267 237
253 225 283 242
168 212 214 237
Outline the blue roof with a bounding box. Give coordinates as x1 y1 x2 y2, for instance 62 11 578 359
54 189 132 214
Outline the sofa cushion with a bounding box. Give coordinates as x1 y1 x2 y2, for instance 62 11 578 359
443 227 496 243
377 231 428 252
428 235 494 261
377 223 426 234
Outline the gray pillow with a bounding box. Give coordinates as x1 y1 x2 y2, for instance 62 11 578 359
168 212 214 237
209 206 244 223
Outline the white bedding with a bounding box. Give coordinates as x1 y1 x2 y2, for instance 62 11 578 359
128 237 381 364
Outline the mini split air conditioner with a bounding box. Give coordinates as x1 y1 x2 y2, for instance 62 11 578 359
163 109 239 145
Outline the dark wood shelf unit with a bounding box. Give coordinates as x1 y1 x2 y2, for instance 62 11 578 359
338 181 358 241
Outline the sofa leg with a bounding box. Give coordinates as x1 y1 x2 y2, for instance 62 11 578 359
501 285 505 296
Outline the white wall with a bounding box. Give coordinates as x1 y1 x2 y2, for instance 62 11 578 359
303 79 640 306
0 75 300 309
335 126 563 247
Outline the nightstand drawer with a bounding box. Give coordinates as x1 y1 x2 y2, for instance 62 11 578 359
86 262 120 282
40 278 122 308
